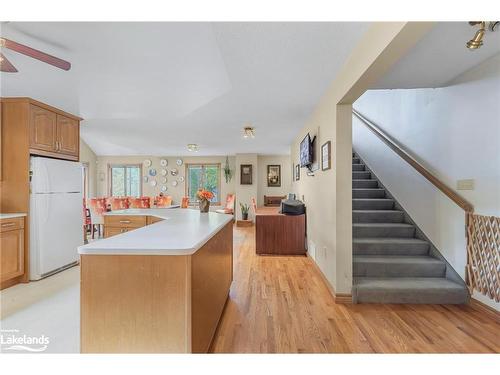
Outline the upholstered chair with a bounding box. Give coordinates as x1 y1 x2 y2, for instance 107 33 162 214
156 195 173 207
215 194 235 215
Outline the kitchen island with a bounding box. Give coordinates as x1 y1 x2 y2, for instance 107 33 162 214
78 208 234 353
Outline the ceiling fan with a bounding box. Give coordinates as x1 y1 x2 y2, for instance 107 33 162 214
0 37 71 73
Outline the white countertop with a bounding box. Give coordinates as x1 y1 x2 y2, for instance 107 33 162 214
78 208 233 256
0 213 27 219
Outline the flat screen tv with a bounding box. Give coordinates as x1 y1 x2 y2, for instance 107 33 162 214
299 133 313 167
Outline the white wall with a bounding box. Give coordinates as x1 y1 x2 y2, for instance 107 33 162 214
95 155 236 208
235 154 258 221
80 140 97 198
353 53 500 310
291 22 433 295
257 155 292 206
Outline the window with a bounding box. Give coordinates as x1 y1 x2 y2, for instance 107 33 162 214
108 164 142 197
186 164 221 205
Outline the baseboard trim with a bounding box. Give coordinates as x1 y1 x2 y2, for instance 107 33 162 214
306 253 352 304
470 298 500 323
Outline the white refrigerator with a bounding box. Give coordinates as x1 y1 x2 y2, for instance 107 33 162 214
30 156 83 280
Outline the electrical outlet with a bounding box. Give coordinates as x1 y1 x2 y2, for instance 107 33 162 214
457 179 475 190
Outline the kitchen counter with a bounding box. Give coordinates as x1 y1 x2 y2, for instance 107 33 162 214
0 213 27 219
79 207 234 353
78 208 232 255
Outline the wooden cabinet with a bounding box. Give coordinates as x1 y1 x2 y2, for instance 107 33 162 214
104 215 164 238
25 101 81 161
104 215 148 238
104 226 132 238
146 216 164 225
0 217 25 287
56 114 79 157
29 105 57 153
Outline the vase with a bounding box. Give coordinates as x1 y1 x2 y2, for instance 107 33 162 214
199 199 210 213
242 212 248 220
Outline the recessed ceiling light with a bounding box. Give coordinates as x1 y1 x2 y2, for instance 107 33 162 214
243 126 255 138
187 144 199 152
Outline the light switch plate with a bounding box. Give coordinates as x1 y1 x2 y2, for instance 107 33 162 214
457 179 474 190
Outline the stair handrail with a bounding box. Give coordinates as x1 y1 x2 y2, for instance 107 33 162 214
352 109 474 213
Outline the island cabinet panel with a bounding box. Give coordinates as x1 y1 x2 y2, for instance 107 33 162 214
80 255 191 353
191 222 233 353
80 221 234 353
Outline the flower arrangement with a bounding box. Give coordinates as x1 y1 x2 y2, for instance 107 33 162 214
197 189 214 213
196 189 214 201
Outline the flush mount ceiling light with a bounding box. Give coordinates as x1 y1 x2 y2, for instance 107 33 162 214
466 21 499 50
187 144 199 152
243 126 255 138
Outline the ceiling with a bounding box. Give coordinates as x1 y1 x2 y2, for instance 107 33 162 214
373 22 500 89
0 22 370 156
2 22 498 156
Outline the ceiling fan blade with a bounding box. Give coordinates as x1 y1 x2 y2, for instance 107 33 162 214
0 37 71 71
0 52 18 72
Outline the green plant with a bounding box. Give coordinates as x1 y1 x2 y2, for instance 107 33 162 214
223 156 233 183
240 203 249 215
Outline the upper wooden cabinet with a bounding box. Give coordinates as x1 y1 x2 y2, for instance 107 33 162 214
14 99 82 161
56 114 79 157
30 105 57 153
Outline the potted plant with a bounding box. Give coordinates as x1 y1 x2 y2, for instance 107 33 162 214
240 203 250 220
196 189 214 213
223 156 232 183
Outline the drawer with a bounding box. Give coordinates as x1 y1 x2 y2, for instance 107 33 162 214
104 226 132 238
0 217 25 233
104 215 147 228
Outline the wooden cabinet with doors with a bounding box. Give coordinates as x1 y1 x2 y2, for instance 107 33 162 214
0 98 83 289
104 215 165 238
28 102 80 160
0 217 25 289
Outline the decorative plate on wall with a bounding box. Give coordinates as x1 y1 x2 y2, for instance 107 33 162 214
143 176 149 183
160 169 168 176
176 159 183 166
160 159 168 167
150 180 157 187
143 159 152 167
161 185 168 192
161 177 167 184
172 181 178 187
178 176 184 182
149 168 157 176
170 168 178 176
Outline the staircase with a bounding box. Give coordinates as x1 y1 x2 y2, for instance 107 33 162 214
351 152 469 304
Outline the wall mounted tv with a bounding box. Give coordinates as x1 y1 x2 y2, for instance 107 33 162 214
299 133 315 168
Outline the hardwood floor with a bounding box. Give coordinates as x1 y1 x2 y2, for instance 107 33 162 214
211 226 500 353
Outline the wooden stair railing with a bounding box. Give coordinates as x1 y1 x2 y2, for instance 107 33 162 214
353 109 499 302
353 109 473 212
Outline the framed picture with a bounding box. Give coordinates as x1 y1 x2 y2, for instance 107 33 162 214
295 164 300 181
240 164 253 185
267 165 281 187
321 141 331 171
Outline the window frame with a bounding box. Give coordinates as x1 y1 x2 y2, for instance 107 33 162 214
108 163 143 197
185 163 221 206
